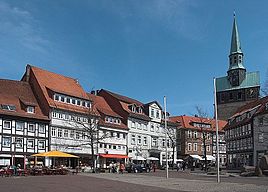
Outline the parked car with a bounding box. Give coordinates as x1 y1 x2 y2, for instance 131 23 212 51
126 163 150 173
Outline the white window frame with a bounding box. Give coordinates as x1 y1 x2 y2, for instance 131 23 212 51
143 136 147 145
187 143 192 151
27 106 35 113
38 140 45 149
2 137 11 147
15 138 23 148
16 121 24 131
193 143 198 151
28 123 35 132
27 139 34 149
39 124 46 133
51 127 56 137
3 120 11 129
131 135 136 145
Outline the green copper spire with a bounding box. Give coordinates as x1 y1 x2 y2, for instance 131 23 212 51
228 13 245 71
230 13 242 55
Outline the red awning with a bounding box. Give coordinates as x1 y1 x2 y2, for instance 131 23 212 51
99 154 129 159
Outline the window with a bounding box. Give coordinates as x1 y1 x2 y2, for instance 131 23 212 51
82 132 86 140
38 140 45 149
113 145 116 149
27 106 35 113
156 110 160 118
131 135 136 144
206 145 210 152
58 129 63 138
151 109 155 117
58 113 63 119
137 123 141 129
15 138 23 148
54 95 59 101
66 98 71 103
28 123 35 132
188 130 192 138
194 131 197 139
72 99 76 104
52 112 57 118
238 92 242 100
64 130 69 138
150 123 154 132
77 100 81 106
3 120 11 129
86 102 91 108
162 139 165 147
51 127 56 137
152 137 157 147
259 133 264 143
39 124 45 133
82 101 86 107
2 137 11 147
1 104 16 111
27 140 34 149
16 121 24 131
137 136 142 144
75 132 80 140
70 130 75 138
143 136 147 145
229 93 233 100
143 124 147 131
193 143 198 151
156 125 160 132
131 121 135 128
187 143 192 151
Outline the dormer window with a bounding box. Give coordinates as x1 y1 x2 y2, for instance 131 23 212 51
156 110 160 118
1 104 16 111
54 95 59 101
137 107 142 114
27 106 35 113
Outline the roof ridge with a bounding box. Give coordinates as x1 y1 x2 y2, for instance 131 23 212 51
30 65 79 83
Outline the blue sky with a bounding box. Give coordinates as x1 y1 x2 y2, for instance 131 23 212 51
0 0 268 117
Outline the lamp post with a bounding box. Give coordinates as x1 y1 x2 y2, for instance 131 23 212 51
164 96 168 179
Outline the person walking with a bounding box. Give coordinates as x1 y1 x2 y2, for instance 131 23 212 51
119 163 125 174
152 162 156 172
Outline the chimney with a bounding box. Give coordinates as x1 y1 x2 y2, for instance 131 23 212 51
91 90 96 95
25 64 31 82
75 79 79 84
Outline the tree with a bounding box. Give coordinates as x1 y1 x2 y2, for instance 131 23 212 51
195 106 213 172
165 122 179 169
67 101 112 173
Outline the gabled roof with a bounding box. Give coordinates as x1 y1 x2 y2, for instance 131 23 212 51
102 89 143 106
25 65 91 114
87 93 128 130
225 96 268 130
169 115 227 132
0 79 48 121
144 101 163 110
99 89 151 121
87 93 122 118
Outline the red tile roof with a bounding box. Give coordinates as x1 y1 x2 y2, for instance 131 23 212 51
28 65 91 114
88 93 128 130
100 89 151 121
103 89 143 106
0 79 49 120
169 115 227 132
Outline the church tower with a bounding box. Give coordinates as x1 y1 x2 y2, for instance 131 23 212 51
216 14 260 121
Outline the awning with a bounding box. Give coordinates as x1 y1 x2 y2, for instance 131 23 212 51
201 155 216 161
190 155 202 160
146 157 159 161
31 150 79 158
99 154 128 159
131 156 146 161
